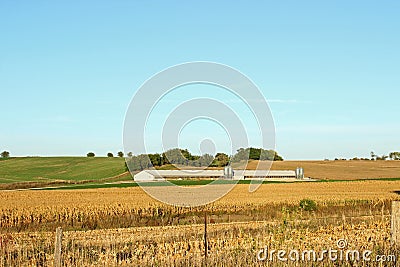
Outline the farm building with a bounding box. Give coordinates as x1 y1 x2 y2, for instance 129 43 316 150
233 170 297 180
133 168 304 181
133 170 223 181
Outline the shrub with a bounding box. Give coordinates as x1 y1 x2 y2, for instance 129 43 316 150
87 152 95 157
299 199 317 211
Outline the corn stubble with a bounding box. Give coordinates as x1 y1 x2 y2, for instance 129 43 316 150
1 220 396 266
0 182 399 266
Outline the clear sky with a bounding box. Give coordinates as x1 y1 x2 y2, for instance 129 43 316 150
1 1 399 159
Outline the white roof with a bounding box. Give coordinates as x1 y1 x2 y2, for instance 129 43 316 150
236 170 296 177
140 169 223 178
135 169 296 178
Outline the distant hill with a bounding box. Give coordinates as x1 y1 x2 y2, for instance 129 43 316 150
157 160 400 180
248 160 400 180
1 157 399 190
0 157 129 189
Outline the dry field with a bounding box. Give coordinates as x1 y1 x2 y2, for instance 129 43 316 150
0 181 399 232
1 181 400 266
249 160 400 180
1 218 396 266
1 181 399 209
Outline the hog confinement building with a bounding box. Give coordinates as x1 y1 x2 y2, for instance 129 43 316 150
133 168 305 181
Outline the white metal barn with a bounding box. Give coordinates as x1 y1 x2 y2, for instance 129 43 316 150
234 170 296 180
133 170 223 181
133 169 302 181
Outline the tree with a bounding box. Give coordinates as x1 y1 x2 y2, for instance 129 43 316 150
273 152 283 161
389 152 400 160
376 154 388 160
370 151 376 160
163 148 189 165
148 153 162 166
107 152 114 157
127 152 133 157
249 148 262 160
138 154 151 169
117 151 124 157
198 153 214 166
213 153 229 167
125 154 152 171
87 152 95 157
161 152 170 164
232 148 249 162
260 149 275 160
1 151 10 158
126 156 140 171
232 147 283 162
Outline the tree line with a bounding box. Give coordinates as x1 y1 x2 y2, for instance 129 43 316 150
1 149 398 162
232 147 283 161
125 147 283 171
370 151 400 161
332 151 400 161
86 151 125 158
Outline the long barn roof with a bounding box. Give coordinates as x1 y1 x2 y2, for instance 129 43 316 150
135 169 296 178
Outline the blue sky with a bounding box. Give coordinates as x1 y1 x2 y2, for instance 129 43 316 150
1 1 399 159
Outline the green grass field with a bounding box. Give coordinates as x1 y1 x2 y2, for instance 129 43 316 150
0 157 129 185
1 158 399 190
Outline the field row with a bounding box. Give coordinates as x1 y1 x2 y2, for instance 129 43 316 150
251 160 400 180
1 159 400 187
1 219 395 266
0 181 398 232
1 180 399 208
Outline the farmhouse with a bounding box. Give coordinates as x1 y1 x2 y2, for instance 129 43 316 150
133 167 304 181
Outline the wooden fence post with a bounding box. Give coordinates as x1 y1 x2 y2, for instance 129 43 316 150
391 201 400 246
204 212 208 266
54 227 63 267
